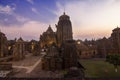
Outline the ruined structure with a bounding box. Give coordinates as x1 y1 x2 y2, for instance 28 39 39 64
0 31 8 58
13 37 25 60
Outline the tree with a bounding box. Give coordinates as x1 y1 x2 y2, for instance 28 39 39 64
106 54 120 72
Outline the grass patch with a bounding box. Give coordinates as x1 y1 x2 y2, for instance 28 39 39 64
80 59 120 78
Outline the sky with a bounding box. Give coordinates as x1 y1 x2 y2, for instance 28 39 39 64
0 0 120 41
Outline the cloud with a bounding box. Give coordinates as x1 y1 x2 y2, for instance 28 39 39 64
0 4 29 25
27 0 34 4
54 0 120 40
31 7 39 14
15 14 29 23
0 21 48 40
0 5 15 14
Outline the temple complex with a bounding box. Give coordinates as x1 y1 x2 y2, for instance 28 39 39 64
41 13 85 77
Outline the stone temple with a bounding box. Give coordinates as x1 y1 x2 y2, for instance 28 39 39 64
40 12 73 48
41 12 85 78
40 25 56 48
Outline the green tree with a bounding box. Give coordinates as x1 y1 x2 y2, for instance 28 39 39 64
106 54 120 72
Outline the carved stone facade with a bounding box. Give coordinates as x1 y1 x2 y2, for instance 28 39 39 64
0 31 8 58
42 45 62 71
40 25 56 48
61 40 79 69
13 37 25 60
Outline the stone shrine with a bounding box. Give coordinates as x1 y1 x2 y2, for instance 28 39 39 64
13 37 25 60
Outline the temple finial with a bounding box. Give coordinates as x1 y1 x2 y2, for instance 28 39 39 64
63 12 65 15
63 3 65 15
117 25 119 28
49 24 51 27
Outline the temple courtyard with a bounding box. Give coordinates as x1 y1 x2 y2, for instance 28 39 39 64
7 52 120 78
9 52 63 78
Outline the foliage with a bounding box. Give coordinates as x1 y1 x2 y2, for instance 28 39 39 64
106 54 120 66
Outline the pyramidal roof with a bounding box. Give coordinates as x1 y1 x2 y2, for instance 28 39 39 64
46 25 53 33
17 37 24 42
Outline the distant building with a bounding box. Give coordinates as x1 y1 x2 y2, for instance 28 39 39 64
83 37 114 58
13 37 25 60
76 40 97 58
0 31 8 58
111 27 120 54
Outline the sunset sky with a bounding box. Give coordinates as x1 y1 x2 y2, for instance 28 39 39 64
0 0 120 41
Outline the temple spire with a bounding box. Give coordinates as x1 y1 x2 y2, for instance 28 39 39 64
63 1 66 15
63 12 65 15
117 25 119 28
49 24 51 27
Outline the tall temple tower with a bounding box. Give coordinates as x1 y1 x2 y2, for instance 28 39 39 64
56 12 73 46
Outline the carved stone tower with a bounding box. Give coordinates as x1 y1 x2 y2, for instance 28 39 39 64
56 12 73 46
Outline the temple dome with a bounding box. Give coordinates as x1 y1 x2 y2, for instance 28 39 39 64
59 12 70 20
